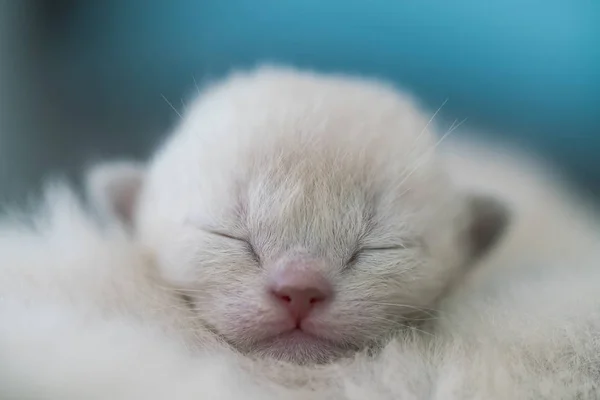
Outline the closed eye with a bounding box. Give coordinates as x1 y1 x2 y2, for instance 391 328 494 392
206 230 247 243
205 230 261 263
346 244 412 266
362 245 408 252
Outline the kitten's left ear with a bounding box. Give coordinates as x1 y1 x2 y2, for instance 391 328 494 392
85 160 146 227
464 193 511 261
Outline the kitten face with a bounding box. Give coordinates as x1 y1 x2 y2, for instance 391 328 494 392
130 67 500 363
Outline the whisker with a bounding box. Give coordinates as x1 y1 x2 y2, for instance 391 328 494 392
396 323 435 337
396 115 467 192
415 98 448 144
192 75 201 94
435 117 468 147
161 94 183 119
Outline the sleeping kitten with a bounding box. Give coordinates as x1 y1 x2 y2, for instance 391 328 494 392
2 136 599 399
2 66 600 398
87 66 510 364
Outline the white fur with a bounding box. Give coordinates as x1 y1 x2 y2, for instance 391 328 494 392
1 182 599 399
1 66 600 398
133 66 494 361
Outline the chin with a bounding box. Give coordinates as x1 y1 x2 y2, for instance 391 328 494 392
251 330 349 364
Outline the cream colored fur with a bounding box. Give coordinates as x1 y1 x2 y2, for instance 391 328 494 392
1 66 599 399
132 67 505 361
1 173 599 399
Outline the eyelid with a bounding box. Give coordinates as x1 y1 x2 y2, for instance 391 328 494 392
346 244 409 267
184 218 248 241
205 229 261 264
361 245 408 251
360 236 422 252
205 230 248 243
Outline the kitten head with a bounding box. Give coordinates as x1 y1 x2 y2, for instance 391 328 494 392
87 67 509 363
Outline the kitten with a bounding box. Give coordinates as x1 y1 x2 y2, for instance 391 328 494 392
87 66 509 364
2 66 599 399
2 149 599 399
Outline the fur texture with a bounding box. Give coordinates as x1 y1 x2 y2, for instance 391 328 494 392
1 167 599 399
124 67 508 362
1 66 600 398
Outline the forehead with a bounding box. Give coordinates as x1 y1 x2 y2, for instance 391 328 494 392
181 69 438 182
239 145 378 245
147 68 447 239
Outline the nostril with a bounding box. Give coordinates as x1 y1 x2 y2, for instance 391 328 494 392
280 294 292 303
271 287 330 309
268 260 334 319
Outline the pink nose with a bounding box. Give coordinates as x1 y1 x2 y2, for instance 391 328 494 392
269 262 333 322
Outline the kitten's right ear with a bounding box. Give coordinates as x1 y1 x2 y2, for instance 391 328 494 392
85 160 146 227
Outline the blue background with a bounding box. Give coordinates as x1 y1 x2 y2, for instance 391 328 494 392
0 1 598 202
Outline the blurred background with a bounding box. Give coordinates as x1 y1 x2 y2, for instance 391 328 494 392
0 0 598 205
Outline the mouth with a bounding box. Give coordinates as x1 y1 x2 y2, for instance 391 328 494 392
252 329 347 364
